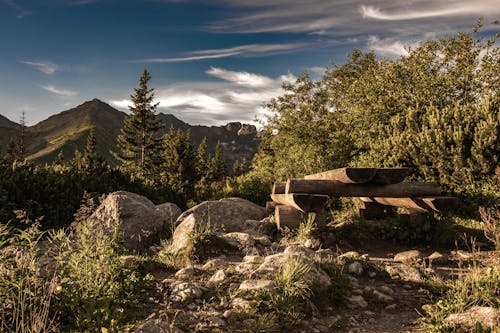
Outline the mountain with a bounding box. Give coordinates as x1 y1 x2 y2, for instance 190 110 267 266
1 99 259 169
0 115 21 155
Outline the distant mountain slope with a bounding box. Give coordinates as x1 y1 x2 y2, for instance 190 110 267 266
0 114 20 155
1 99 259 169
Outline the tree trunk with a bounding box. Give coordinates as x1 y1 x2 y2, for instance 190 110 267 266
271 193 328 212
305 167 377 183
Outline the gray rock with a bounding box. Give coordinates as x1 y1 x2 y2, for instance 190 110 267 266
348 261 364 276
373 289 394 302
134 319 183 333
304 238 322 249
243 255 264 264
239 279 275 292
171 198 267 252
221 232 255 249
314 249 336 263
86 191 172 252
170 282 203 302
385 264 423 282
155 202 182 231
378 285 394 295
202 258 228 270
338 251 360 259
175 266 195 280
347 295 368 308
427 251 449 265
243 219 275 236
284 244 316 257
230 297 252 310
393 250 422 262
208 269 227 286
445 306 499 329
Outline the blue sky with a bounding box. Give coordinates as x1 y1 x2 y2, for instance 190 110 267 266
1 0 498 126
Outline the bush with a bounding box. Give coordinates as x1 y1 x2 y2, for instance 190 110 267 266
50 218 154 332
0 214 58 333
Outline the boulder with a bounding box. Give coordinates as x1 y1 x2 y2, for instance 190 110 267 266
393 250 422 262
85 191 177 252
445 306 499 329
239 279 275 292
171 198 267 252
156 202 182 231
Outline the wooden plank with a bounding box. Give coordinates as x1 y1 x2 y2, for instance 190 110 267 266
275 205 304 229
305 167 377 184
286 179 441 197
271 193 328 212
367 197 456 213
371 168 410 184
272 182 286 195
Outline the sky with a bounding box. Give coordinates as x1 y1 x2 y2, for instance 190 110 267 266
0 0 499 126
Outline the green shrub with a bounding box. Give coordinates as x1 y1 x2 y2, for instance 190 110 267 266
50 219 154 332
0 215 58 333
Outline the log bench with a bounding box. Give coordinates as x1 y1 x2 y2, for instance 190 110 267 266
270 167 456 229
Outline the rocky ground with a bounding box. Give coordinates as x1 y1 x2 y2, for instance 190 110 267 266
77 191 499 332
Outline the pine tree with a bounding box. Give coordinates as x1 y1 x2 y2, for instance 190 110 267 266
114 69 163 177
195 136 208 179
53 150 65 166
81 127 106 171
18 111 26 160
5 138 18 164
208 141 226 181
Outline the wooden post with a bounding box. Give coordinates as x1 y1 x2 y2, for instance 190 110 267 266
275 205 305 230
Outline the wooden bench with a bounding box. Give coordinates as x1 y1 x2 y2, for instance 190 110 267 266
269 167 456 229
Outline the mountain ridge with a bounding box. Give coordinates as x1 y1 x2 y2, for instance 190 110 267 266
0 99 259 169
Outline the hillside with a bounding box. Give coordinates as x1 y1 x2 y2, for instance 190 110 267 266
0 114 20 155
1 99 259 168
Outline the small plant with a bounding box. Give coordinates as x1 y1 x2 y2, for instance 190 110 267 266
0 213 58 333
50 218 154 332
295 213 318 243
479 206 500 250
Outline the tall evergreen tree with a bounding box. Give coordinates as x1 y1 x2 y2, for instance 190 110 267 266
81 127 106 171
114 69 163 176
208 141 226 181
195 136 208 178
18 111 26 160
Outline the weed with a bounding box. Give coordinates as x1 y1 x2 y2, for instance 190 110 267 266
295 213 318 243
0 213 58 333
479 206 500 250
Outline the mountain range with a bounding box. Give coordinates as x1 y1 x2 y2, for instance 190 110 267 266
0 99 260 169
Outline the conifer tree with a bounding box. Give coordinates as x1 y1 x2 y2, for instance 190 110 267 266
18 111 26 160
195 136 208 178
114 69 163 177
82 127 106 171
208 141 226 181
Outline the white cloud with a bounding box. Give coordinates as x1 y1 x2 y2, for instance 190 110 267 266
21 60 59 74
40 84 77 97
134 42 308 63
111 68 297 126
206 67 274 87
367 36 410 57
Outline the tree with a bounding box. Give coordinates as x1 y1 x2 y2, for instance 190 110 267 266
114 69 163 177
208 141 226 181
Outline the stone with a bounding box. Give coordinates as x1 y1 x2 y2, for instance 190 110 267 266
230 297 252 310
304 238 322 249
427 251 449 265
378 285 394 295
284 244 316 257
134 319 183 333
85 191 172 252
155 202 182 230
234 262 257 275
385 304 397 310
208 269 227 286
243 219 276 236
221 232 255 249
338 251 360 259
175 266 195 280
170 282 203 302
347 295 368 308
373 290 394 302
223 310 232 319
393 250 422 262
385 264 423 282
243 255 264 264
239 279 275 292
445 306 499 329
202 258 228 270
348 261 364 276
171 198 267 252
452 250 472 259
253 236 272 247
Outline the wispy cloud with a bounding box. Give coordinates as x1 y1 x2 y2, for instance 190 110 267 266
134 42 307 63
21 60 59 74
111 67 296 126
40 84 77 97
367 36 410 57
3 0 31 18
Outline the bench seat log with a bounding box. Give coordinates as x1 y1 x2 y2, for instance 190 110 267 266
271 193 329 212
304 167 377 184
359 196 456 213
286 179 441 197
371 168 410 184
